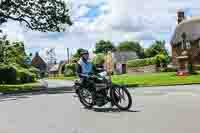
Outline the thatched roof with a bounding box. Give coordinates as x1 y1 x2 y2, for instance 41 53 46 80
171 17 200 45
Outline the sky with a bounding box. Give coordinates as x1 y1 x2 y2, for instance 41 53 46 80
1 0 200 62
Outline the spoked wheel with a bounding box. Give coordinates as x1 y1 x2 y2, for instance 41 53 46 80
111 86 132 110
78 88 94 108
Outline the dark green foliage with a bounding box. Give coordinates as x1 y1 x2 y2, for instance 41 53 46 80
0 36 37 84
0 64 37 84
0 36 26 65
145 40 169 58
73 48 86 58
127 57 157 67
117 41 145 58
0 64 17 84
18 71 35 83
127 54 169 68
94 40 116 54
92 53 105 65
64 63 76 77
160 67 177 72
0 0 72 32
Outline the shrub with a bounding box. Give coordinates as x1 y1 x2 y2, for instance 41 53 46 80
127 54 169 68
28 67 40 78
13 64 36 83
18 70 36 83
160 67 177 72
64 63 76 77
127 57 157 67
0 64 17 84
92 53 105 65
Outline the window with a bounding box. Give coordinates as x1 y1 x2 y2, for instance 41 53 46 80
186 40 191 49
181 40 184 49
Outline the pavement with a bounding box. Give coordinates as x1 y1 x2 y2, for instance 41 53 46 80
0 83 200 133
0 90 200 133
1 80 200 133
41 79 74 89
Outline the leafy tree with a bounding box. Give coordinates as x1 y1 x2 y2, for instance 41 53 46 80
117 41 145 58
94 40 116 54
0 0 72 32
145 40 168 58
0 35 27 65
73 48 86 58
92 53 105 65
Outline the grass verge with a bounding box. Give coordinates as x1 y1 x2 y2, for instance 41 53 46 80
0 82 43 93
112 72 200 87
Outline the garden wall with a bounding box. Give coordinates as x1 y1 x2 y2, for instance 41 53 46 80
127 65 157 74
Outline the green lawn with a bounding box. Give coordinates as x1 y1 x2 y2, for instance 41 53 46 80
112 72 200 87
0 82 42 93
47 72 200 87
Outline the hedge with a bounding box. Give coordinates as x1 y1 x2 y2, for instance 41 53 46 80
92 53 105 65
0 64 37 84
160 67 177 72
64 63 76 77
127 54 169 68
0 64 17 84
127 57 157 67
0 82 41 93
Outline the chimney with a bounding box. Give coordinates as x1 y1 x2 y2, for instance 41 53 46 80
36 52 39 57
177 10 185 24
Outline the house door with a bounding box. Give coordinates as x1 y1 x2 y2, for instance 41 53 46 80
122 64 127 74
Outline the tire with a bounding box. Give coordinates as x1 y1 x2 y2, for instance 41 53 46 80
111 86 132 110
78 88 94 109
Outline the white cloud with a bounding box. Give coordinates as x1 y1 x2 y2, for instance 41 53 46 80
1 0 200 60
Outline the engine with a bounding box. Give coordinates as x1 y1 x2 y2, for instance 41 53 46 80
95 89 108 107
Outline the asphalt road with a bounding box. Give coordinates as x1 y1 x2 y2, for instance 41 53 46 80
0 88 200 133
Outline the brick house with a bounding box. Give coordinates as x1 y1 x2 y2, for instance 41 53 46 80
31 52 47 78
171 10 200 68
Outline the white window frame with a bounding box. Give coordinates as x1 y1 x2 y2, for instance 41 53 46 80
181 40 185 49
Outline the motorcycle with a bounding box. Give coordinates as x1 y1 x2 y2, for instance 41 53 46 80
74 71 132 110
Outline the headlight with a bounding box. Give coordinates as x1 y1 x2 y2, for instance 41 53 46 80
105 76 110 80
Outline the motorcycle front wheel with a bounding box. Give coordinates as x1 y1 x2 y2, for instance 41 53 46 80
111 86 132 110
78 88 94 109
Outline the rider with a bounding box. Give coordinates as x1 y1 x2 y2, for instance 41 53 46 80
76 49 93 79
75 49 118 106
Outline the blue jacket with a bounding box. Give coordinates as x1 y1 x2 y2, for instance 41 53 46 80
76 58 93 78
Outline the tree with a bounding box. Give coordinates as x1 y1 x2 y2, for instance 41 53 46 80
92 53 105 65
0 0 72 32
117 41 145 58
0 35 27 65
145 40 168 58
73 48 85 58
94 40 116 54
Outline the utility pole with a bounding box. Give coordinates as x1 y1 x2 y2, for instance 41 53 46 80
67 48 69 64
